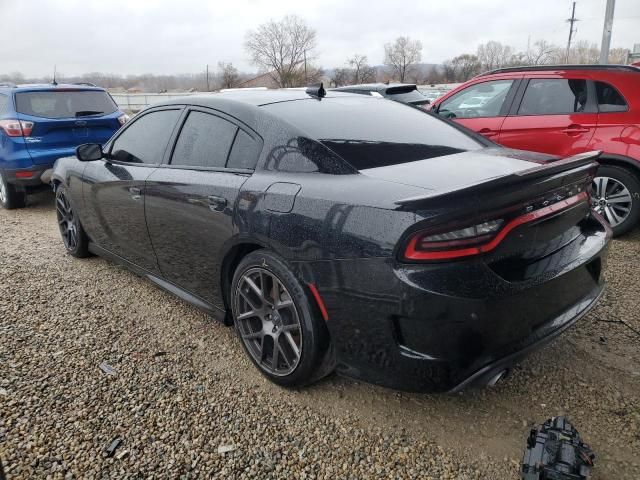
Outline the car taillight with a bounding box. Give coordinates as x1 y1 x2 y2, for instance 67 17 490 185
0 119 34 137
118 114 130 126
405 219 504 260
403 191 588 261
15 171 34 179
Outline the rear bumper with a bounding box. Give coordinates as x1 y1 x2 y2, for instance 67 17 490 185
293 215 610 393
2 165 53 187
447 284 603 392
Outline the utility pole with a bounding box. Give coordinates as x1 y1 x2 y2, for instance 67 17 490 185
599 0 616 64
565 2 579 63
205 64 210 91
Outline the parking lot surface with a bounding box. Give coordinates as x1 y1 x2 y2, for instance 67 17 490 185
1 192 639 479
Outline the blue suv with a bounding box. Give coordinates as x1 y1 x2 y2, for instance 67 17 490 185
0 82 128 209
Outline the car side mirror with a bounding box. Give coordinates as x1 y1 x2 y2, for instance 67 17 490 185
76 143 103 162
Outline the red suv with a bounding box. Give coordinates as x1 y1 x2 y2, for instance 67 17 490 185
429 65 640 236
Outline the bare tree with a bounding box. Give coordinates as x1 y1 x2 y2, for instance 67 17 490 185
384 36 423 82
444 54 481 82
218 62 239 89
476 41 514 71
347 54 376 84
330 68 351 87
244 15 317 88
559 40 600 64
523 40 557 66
608 47 630 64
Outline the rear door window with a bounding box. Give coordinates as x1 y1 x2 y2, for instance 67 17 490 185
15 90 118 119
518 79 588 115
171 111 238 168
438 80 515 119
595 81 627 112
110 109 181 164
227 129 261 170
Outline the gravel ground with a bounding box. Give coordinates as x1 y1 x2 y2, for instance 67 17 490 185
1 192 639 479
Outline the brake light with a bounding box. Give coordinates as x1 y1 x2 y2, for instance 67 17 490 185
117 114 130 126
15 171 34 179
404 192 588 261
0 119 34 137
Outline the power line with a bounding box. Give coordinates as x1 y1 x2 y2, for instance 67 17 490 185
565 1 579 63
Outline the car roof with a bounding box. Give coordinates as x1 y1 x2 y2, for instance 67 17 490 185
158 89 362 108
0 83 106 93
333 83 418 94
476 64 640 77
148 89 404 139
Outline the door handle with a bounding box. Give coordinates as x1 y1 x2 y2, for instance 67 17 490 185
129 187 142 200
478 128 499 138
208 195 227 211
562 125 590 135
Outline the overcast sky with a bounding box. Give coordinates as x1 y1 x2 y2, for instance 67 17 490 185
1 0 638 77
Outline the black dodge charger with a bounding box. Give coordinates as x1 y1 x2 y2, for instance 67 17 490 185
51 89 610 392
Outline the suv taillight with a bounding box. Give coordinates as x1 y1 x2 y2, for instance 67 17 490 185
0 119 34 137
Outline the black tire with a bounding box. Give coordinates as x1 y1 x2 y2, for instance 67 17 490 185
55 185 90 258
231 249 331 387
592 165 640 237
0 170 26 209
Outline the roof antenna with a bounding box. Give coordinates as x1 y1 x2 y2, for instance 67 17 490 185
52 65 58 86
306 82 326 99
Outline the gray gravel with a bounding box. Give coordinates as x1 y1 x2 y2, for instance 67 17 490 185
1 191 639 479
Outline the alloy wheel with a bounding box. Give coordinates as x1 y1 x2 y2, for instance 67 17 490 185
591 176 633 228
56 192 79 251
234 267 303 377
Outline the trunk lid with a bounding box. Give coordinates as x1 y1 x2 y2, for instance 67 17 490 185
360 147 559 195
387 148 603 279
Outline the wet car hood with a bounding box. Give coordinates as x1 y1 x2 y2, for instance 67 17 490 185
359 147 558 193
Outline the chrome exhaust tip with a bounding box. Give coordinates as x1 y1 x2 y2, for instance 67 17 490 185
487 369 509 387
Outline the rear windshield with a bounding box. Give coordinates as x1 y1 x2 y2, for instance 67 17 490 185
15 90 118 119
387 89 430 105
264 96 482 170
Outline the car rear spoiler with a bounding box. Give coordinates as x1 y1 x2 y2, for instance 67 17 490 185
394 151 601 208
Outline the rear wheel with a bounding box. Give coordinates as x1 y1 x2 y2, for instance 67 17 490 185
56 186 90 258
0 170 26 209
591 165 640 236
231 250 330 387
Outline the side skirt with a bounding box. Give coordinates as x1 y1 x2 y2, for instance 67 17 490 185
88 243 227 323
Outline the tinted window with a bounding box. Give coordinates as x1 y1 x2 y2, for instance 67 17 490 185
438 80 514 119
264 96 482 170
15 90 118 119
0 94 8 115
518 79 588 115
227 129 261 169
171 111 237 168
595 81 627 112
111 109 181 164
388 89 430 106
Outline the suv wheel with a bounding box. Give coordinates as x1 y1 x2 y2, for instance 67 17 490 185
0 170 26 209
591 165 640 236
231 250 331 387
